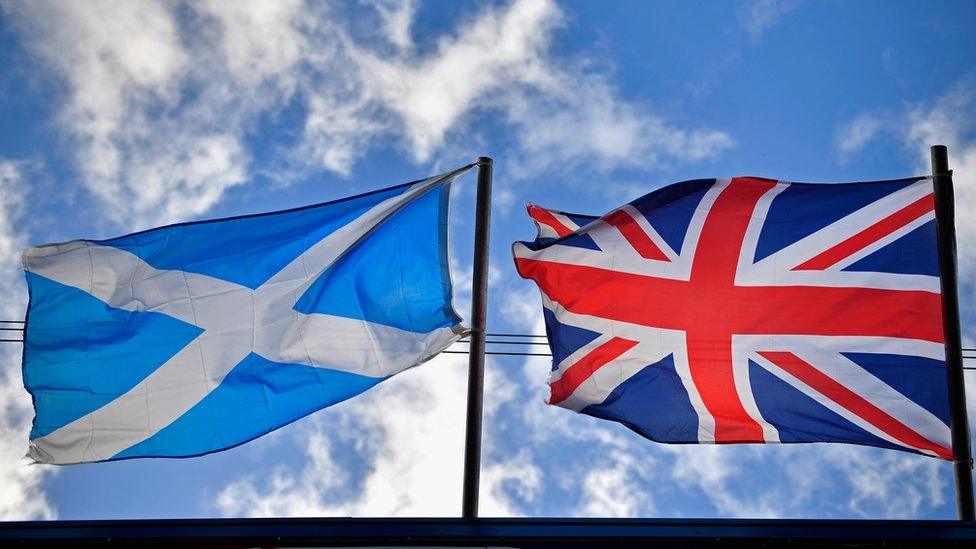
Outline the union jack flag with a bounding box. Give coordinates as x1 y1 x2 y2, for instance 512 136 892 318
513 177 953 459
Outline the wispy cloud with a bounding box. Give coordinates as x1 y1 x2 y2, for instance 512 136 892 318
3 0 732 229
2 0 253 229
903 84 976 291
0 159 55 520
503 70 734 177
215 352 524 517
835 79 976 306
665 444 944 518
368 0 417 51
215 355 469 516
573 449 654 517
480 449 544 516
742 0 803 42
835 113 885 159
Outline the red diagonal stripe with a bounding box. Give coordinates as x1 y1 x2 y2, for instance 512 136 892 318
793 193 935 271
528 204 575 238
758 351 952 460
549 337 638 405
605 209 669 261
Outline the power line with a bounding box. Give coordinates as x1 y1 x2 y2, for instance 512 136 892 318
0 338 975 366
458 340 550 346
443 350 552 357
2 319 976 365
0 319 973 349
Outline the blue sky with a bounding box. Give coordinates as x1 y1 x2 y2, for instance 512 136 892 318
1 0 975 520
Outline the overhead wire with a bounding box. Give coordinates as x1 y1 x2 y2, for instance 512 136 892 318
1 320 975 367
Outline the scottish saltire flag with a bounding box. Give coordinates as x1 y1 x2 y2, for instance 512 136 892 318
513 176 954 459
22 165 473 464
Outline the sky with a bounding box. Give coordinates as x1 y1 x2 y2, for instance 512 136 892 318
0 0 975 521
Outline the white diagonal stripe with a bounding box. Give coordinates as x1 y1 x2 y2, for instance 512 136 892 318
739 178 938 292
24 170 469 464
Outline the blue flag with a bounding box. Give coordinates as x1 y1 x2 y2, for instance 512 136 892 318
22 165 473 464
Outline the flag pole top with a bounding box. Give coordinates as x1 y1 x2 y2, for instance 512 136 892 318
931 145 952 176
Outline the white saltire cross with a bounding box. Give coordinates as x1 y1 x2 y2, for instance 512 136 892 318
23 172 468 464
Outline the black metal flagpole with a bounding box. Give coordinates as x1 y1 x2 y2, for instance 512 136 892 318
462 156 492 519
931 144 975 521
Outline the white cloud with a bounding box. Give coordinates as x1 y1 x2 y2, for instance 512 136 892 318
349 0 561 163
836 80 976 306
480 449 543 516
666 444 945 519
215 431 343 518
665 445 815 518
2 0 254 229
834 446 945 517
198 0 308 88
903 85 976 299
216 355 468 517
742 0 803 42
503 70 734 177
574 450 654 517
835 113 884 158
369 0 417 51
216 352 526 517
5 0 732 230
0 159 55 520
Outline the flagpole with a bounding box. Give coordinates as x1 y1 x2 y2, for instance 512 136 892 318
931 144 975 521
462 156 492 519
